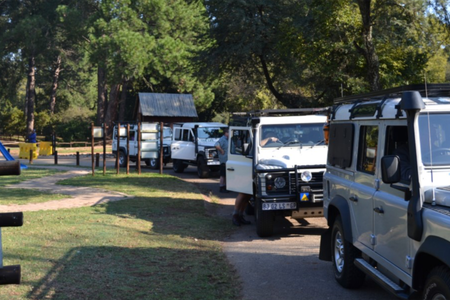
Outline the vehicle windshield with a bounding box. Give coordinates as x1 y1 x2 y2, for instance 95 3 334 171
260 123 325 147
419 113 450 166
197 127 225 139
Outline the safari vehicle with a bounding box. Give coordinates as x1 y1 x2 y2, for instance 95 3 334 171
170 122 228 178
319 84 450 299
227 109 328 237
112 122 172 169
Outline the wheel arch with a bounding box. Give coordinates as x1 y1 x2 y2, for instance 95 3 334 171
319 195 353 261
413 236 450 291
327 195 353 243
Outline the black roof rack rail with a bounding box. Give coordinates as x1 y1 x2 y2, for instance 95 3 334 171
334 84 450 104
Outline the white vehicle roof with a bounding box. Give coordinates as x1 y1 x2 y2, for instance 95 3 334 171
333 96 450 121
173 122 227 128
258 115 327 125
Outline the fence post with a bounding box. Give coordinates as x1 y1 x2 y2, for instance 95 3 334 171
96 153 99 167
76 152 80 166
29 150 33 165
54 151 58 165
91 122 94 176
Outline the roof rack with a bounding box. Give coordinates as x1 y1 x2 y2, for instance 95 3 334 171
334 84 450 105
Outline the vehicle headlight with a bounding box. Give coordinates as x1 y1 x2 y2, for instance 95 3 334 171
208 149 218 158
301 171 312 182
274 177 286 189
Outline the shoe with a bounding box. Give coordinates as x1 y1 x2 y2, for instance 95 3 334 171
239 215 251 225
220 187 230 193
232 214 241 226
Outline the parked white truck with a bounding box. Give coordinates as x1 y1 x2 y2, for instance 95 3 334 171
319 84 450 299
170 122 228 178
112 122 172 169
226 109 329 237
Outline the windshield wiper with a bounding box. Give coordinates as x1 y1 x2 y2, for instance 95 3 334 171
311 140 325 148
277 140 301 149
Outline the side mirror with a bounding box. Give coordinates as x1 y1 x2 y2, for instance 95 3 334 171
381 155 401 184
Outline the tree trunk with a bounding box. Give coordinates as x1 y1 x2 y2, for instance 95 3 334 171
104 84 120 136
355 0 381 91
26 55 36 136
49 55 61 115
118 80 128 122
97 66 107 125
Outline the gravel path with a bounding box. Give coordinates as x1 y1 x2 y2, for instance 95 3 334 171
1 166 133 212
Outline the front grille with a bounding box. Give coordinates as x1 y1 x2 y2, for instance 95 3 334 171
289 172 324 195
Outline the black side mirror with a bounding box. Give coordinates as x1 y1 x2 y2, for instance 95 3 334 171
381 155 401 184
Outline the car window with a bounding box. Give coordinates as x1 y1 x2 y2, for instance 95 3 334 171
357 125 378 175
231 129 252 155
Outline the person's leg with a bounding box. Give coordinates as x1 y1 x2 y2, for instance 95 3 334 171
237 194 251 225
232 193 247 226
219 163 228 192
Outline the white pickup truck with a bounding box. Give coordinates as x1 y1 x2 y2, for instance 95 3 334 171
226 109 329 237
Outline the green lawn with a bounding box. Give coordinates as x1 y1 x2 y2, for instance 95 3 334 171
0 171 240 300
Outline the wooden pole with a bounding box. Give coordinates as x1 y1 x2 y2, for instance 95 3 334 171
103 124 107 176
116 123 120 175
137 122 141 175
76 152 80 166
126 124 130 175
91 122 95 176
159 121 163 174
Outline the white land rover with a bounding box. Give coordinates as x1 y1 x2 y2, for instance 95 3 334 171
112 122 172 169
226 109 328 237
319 84 450 299
170 122 228 178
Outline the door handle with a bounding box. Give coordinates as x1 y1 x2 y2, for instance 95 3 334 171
227 168 235 171
349 196 358 202
373 207 384 214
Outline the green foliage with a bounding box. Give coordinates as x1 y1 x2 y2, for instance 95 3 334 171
53 107 95 141
0 101 26 136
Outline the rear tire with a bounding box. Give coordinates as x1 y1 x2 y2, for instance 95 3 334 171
149 158 159 170
197 157 209 178
331 215 365 289
423 266 450 300
173 159 185 173
255 198 274 237
118 150 126 167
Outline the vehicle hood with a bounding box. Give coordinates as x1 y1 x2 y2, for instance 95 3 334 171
257 146 327 169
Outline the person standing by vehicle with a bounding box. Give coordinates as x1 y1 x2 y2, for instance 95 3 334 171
215 127 229 193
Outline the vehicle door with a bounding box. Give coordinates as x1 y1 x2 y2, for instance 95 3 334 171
128 129 138 157
171 128 195 160
372 124 410 274
349 123 378 249
226 127 253 194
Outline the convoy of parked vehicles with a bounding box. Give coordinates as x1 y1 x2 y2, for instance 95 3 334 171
111 84 450 299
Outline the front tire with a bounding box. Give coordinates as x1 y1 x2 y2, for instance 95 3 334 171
197 157 209 178
255 198 274 237
423 266 450 300
172 159 185 173
331 215 365 289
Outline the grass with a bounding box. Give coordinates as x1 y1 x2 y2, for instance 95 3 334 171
0 171 240 300
0 168 68 205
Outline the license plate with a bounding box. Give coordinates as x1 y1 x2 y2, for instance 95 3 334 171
262 202 297 211
207 161 220 165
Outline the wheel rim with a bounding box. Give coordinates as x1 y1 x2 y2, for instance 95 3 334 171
431 294 446 300
334 231 344 273
150 159 157 168
119 154 125 165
